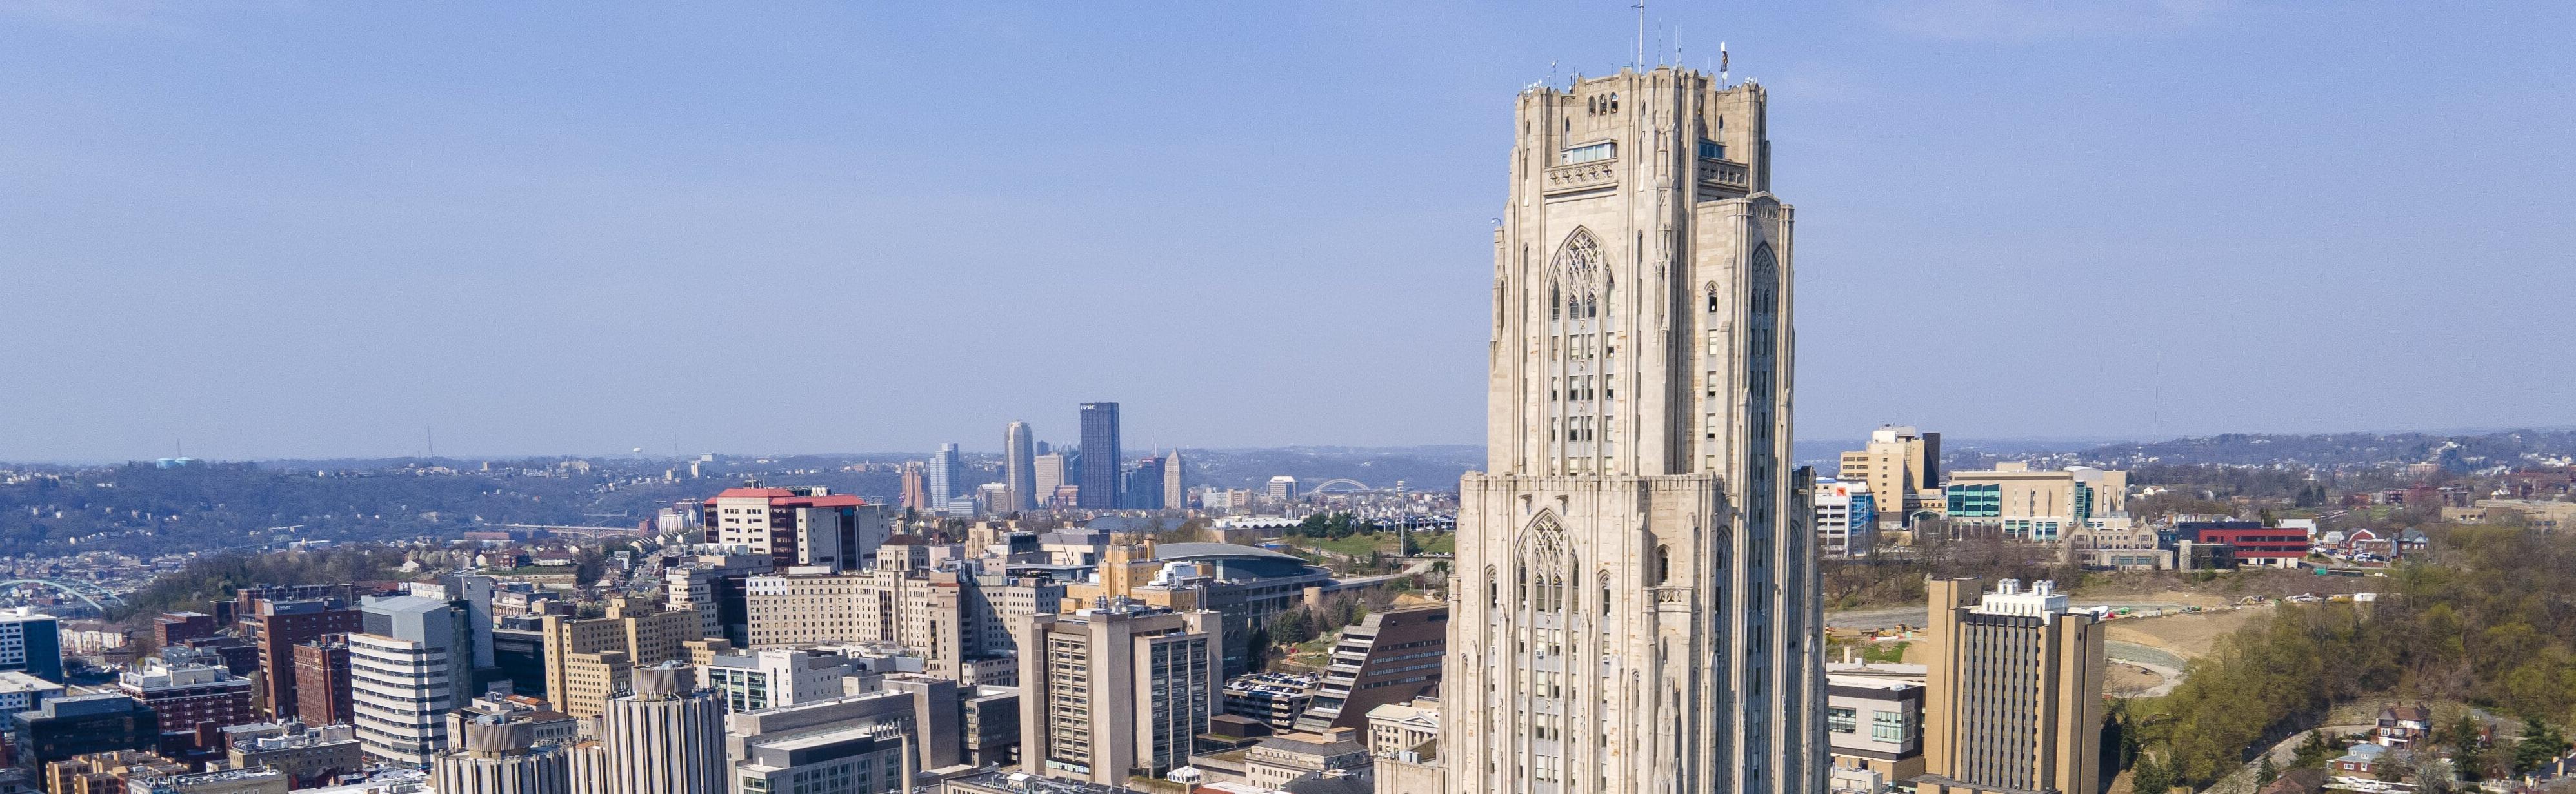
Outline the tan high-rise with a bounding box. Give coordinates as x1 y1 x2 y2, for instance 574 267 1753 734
1920 578 2104 794
1448 65 1823 794
539 597 697 719
1838 425 1941 533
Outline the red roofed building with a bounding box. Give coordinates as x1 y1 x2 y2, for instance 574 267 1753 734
706 486 888 571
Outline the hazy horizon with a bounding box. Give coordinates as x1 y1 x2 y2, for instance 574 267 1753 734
6 3 2570 461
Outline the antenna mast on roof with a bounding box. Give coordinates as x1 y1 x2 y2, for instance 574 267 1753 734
1633 1 1646 70
1720 41 1731 86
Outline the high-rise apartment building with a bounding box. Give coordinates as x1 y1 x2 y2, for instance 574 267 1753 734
1005 421 1038 513
705 486 886 572
1839 425 1942 534
292 635 354 727
1919 579 2104 794
351 595 464 766
240 594 362 720
1077 403 1121 509
897 462 930 512
1447 66 1822 794
594 664 726 794
1163 452 1186 509
0 608 65 684
1016 606 1218 787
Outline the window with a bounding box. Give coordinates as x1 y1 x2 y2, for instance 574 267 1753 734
1696 139 1725 159
1560 141 1615 165
1828 707 1857 733
1872 710 1910 742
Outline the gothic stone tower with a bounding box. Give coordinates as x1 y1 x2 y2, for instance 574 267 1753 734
1446 65 1823 794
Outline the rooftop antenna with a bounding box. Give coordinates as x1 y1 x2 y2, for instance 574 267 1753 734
426 427 435 458
1720 41 1731 86
1633 0 1646 70
1550 59 1558 89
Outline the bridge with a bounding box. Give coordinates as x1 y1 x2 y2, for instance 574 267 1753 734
479 524 647 538
0 579 121 614
1305 478 1370 494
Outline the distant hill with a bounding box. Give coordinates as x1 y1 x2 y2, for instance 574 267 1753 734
1936 429 2576 473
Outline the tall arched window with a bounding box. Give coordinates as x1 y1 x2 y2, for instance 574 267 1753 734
1653 545 1671 585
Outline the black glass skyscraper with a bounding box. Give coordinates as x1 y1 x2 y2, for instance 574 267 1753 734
1077 402 1121 509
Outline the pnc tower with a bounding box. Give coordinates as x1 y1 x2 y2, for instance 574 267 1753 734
1446 65 1823 794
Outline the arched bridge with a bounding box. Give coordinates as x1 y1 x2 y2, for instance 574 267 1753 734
1306 478 1370 494
0 579 120 613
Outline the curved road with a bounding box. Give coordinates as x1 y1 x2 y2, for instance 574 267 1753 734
1828 602 2201 696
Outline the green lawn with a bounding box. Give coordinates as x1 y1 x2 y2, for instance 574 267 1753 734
1294 533 1395 559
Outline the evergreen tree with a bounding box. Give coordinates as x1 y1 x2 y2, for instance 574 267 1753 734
2132 753 2171 794
2257 756 2279 788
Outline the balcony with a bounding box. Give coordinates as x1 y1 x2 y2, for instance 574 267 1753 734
1542 159 1618 196
1695 157 1750 194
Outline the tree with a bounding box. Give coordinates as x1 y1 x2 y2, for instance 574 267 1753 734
2257 756 2279 788
2293 730 2339 769
2519 718 2572 776
2132 753 2172 794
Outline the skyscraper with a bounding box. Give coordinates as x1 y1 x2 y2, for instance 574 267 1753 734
351 595 463 765
1162 451 1186 509
1446 66 1822 794
1076 403 1121 509
1004 421 1037 513
927 443 962 506
1919 578 2103 794
1123 454 1164 511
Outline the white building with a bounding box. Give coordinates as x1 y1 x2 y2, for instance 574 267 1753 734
701 648 851 713
1815 478 1877 558
350 631 455 765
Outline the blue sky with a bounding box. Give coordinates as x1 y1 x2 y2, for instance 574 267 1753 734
3 1 2570 460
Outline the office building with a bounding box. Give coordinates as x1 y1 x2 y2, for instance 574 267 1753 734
239 595 361 720
1124 454 1164 511
1370 696 1446 794
1163 452 1186 509
12 695 159 773
537 597 699 719
1005 421 1038 514
490 620 548 700
1294 605 1446 733
961 686 1020 766
594 664 726 794
171 636 259 678
0 608 63 684
898 462 930 513
1266 476 1298 503
724 685 950 794
1447 66 1822 794
1917 579 2104 794
292 636 354 728
1839 425 1942 534
701 648 850 712
706 486 887 572
743 542 1046 679
1816 478 1879 558
350 596 464 766
225 722 363 788
1826 673 1926 789
928 443 964 508
1017 605 1218 786
446 692 581 748
114 658 256 758
0 670 65 723
1077 403 1121 509
431 716 573 794
1033 453 1069 504
1944 463 2130 542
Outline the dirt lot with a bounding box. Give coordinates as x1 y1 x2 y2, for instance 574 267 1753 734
2106 663 2167 697
2104 602 2270 660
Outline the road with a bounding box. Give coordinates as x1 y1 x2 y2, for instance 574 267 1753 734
1825 601 2195 631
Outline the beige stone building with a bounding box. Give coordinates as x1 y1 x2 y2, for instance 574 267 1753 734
539 596 698 720
741 540 1041 680
1016 606 1219 787
1446 64 1824 794
1919 578 2104 794
1839 425 1942 533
